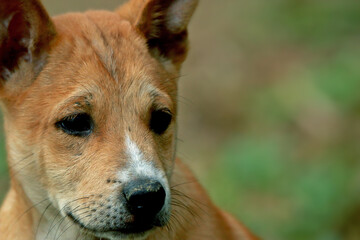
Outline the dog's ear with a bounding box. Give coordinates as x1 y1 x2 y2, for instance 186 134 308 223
0 0 56 85
118 0 199 72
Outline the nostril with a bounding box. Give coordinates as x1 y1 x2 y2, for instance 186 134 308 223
123 179 166 217
129 188 165 213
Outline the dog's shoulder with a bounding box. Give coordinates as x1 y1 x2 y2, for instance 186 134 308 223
169 158 259 239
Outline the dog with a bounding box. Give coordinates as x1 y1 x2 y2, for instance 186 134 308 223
0 0 258 239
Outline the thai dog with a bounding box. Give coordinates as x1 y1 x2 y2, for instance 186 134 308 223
0 0 258 239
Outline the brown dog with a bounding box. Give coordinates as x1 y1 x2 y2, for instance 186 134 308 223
0 0 258 239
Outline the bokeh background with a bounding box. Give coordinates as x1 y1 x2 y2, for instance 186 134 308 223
1 0 360 239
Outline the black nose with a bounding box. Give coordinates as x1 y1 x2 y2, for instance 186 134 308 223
123 179 166 217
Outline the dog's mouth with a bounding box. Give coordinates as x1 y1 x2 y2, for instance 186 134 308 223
66 210 164 237
63 178 170 238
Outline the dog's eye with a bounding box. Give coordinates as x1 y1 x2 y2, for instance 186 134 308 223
56 113 93 136
150 109 172 135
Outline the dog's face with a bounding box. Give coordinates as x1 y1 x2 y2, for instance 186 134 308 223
0 0 197 239
34 13 177 238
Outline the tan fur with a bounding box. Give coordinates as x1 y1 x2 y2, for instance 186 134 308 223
0 0 258 239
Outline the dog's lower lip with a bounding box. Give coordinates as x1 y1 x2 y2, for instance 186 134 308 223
66 212 154 235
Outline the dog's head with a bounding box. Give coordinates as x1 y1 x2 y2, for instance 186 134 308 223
0 0 198 239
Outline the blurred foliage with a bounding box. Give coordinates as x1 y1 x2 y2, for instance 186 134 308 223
179 0 360 239
1 0 360 240
206 136 359 240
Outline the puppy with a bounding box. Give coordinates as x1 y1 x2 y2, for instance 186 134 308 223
0 0 258 239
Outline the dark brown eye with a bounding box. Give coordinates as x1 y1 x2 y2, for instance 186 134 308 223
56 113 93 136
150 109 172 135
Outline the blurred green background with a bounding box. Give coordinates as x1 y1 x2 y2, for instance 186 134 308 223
1 0 360 239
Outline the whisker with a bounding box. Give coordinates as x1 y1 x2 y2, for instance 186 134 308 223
55 213 92 240
177 95 194 107
9 158 36 179
44 196 91 240
172 189 209 211
170 181 196 189
53 208 92 240
14 198 50 224
55 220 75 240
8 153 34 170
34 202 52 239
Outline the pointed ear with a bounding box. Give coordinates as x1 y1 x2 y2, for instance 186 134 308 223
0 0 56 82
118 0 199 72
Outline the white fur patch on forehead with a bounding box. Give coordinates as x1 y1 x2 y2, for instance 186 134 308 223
117 134 166 183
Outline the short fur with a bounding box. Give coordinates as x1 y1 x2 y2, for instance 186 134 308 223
0 0 258 239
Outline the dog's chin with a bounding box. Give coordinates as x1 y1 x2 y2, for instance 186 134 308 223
67 212 166 240
89 223 156 240
71 222 153 240
92 230 151 240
